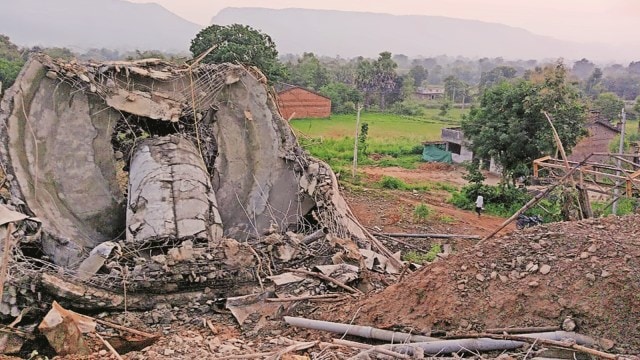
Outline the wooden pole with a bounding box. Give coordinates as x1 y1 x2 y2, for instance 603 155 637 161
544 112 586 219
351 105 363 178
374 232 480 240
613 108 626 215
478 155 593 245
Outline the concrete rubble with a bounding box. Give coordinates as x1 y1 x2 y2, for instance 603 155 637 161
0 54 394 356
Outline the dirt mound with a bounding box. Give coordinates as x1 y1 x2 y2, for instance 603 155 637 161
338 215 640 354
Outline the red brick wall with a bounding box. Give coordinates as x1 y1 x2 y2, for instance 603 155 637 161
569 123 618 163
277 88 331 120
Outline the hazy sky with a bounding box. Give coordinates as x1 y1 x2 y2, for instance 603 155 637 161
127 0 637 45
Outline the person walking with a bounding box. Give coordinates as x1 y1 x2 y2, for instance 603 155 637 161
475 194 484 217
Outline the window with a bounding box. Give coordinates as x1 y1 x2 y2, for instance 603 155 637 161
448 142 461 155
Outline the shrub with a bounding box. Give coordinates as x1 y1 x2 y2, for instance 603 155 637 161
413 203 431 222
402 244 442 264
379 176 406 189
449 184 531 217
390 100 425 116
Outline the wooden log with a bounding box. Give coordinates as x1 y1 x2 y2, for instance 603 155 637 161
479 155 594 245
375 232 480 240
485 326 560 334
265 294 341 302
372 232 430 252
283 268 363 295
479 333 617 360
126 135 223 244
334 339 410 359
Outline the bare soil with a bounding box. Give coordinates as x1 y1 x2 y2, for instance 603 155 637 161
347 164 512 240
17 164 640 359
323 214 640 355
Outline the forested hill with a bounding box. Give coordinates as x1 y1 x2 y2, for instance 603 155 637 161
0 0 201 52
212 7 619 61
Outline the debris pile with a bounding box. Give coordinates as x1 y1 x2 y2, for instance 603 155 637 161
0 54 395 357
339 214 640 355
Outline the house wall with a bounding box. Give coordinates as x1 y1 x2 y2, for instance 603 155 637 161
442 127 473 163
277 88 331 119
568 123 619 163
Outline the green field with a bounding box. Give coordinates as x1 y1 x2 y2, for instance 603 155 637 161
290 109 468 171
291 109 466 141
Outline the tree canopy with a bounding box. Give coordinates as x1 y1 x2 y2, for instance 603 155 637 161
0 35 25 91
593 92 624 122
190 24 285 82
462 63 587 181
286 52 329 90
355 52 399 110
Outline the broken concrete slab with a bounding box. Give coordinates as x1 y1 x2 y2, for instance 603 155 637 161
38 301 95 356
0 54 396 312
126 135 223 244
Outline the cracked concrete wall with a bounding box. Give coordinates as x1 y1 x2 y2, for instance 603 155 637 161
126 135 223 244
0 56 366 274
0 59 125 267
210 71 315 239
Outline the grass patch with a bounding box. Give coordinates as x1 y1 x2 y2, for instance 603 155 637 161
379 176 407 189
402 244 442 264
439 214 456 223
291 111 466 170
413 203 431 222
375 176 448 192
593 198 639 217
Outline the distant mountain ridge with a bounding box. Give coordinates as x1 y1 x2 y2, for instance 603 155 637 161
0 0 201 52
212 7 624 61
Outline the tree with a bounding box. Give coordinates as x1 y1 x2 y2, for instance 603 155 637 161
318 82 362 114
0 35 24 91
408 65 428 87
593 92 624 122
355 52 399 110
572 58 595 80
285 52 330 90
444 75 470 104
479 66 517 94
373 52 399 110
190 24 284 82
462 62 587 182
584 67 603 97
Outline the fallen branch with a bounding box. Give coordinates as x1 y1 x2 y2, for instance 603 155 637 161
372 232 429 252
93 318 157 339
215 341 318 360
485 326 560 334
284 268 363 295
480 333 617 360
375 232 480 240
266 341 318 360
333 338 410 359
479 156 592 245
215 352 273 359
284 316 438 343
95 332 123 360
266 294 341 302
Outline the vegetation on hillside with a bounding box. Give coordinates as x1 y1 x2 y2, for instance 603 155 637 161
461 62 587 182
0 35 25 91
190 24 285 82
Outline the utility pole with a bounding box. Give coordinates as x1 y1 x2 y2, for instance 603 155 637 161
612 107 626 215
352 104 364 178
